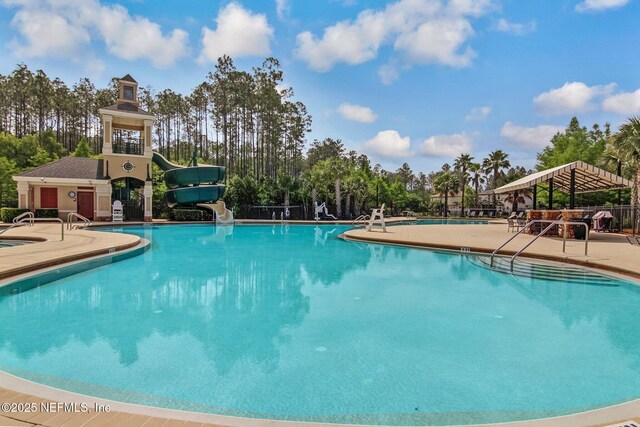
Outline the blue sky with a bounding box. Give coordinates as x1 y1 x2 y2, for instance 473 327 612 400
0 0 639 174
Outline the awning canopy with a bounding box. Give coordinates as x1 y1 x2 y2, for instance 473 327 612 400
493 161 631 194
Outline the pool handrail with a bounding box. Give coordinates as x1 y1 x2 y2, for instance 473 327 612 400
12 211 34 226
352 214 370 224
491 219 589 271
66 213 92 230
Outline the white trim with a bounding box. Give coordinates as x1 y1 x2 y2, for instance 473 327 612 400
98 108 155 122
12 176 109 185
105 152 152 159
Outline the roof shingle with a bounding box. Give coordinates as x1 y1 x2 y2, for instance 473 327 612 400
15 157 106 180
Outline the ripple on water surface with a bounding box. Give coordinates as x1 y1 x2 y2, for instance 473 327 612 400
1 224 639 425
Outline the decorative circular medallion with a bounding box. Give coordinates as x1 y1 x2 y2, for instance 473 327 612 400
122 161 135 172
68 191 76 198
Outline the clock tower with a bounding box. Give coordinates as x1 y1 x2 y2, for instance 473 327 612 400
99 74 155 222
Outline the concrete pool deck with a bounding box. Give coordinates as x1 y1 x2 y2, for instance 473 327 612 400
343 220 640 280
0 223 141 281
1 219 640 426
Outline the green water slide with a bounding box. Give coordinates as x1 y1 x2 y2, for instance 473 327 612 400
152 152 226 208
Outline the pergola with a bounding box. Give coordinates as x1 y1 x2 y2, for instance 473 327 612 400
493 161 631 209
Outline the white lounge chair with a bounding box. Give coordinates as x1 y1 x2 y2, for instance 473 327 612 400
112 200 124 222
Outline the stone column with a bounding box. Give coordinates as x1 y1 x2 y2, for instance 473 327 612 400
95 184 112 221
144 182 153 222
143 119 154 158
16 181 29 209
102 115 113 155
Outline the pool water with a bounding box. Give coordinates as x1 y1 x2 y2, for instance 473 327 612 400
0 239 32 248
1 224 640 425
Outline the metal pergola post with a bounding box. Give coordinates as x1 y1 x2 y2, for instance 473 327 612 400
532 185 537 209
569 169 576 209
547 178 554 209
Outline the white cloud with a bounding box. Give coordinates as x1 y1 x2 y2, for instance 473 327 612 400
363 130 414 158
295 0 493 72
575 0 629 13
8 9 90 57
96 4 189 68
338 103 377 123
465 105 491 121
3 0 189 68
492 18 536 35
394 17 476 67
533 82 616 114
500 122 564 149
276 0 288 19
602 89 640 115
378 63 399 85
198 3 273 63
421 133 472 157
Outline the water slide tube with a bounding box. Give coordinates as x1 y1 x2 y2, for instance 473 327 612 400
152 152 226 209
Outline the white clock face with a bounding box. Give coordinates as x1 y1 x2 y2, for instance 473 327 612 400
123 161 135 172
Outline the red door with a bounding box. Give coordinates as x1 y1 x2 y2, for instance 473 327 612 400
77 192 94 220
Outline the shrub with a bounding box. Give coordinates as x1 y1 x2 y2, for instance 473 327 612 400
0 208 29 223
173 209 204 221
35 208 59 218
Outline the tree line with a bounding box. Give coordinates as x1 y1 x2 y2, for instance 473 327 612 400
0 60 638 220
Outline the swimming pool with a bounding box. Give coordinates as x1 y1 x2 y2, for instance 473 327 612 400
0 239 33 248
1 224 639 425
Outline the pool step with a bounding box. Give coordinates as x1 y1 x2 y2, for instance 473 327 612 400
466 255 619 286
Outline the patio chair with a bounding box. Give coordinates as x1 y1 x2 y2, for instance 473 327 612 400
112 200 124 222
507 216 520 233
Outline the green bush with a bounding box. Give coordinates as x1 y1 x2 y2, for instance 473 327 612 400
0 207 29 223
173 209 204 221
35 208 59 218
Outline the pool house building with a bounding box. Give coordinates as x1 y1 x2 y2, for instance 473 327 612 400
12 75 156 222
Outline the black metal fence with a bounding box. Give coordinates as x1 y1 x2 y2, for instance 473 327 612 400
121 200 144 221
574 204 639 235
245 205 304 220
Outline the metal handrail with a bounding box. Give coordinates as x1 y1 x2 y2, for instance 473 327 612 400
353 214 370 224
490 219 539 267
66 213 92 230
510 220 589 271
491 219 589 271
13 211 34 226
23 217 64 241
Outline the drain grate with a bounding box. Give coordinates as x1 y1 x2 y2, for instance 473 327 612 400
604 421 640 427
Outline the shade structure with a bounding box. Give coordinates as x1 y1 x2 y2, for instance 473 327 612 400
493 161 631 195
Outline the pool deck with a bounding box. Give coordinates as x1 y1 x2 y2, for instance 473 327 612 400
2 219 640 426
0 223 141 281
343 220 640 280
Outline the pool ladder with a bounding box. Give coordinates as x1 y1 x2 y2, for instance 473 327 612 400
66 213 92 230
490 219 589 272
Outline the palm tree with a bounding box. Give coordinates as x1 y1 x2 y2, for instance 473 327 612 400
276 173 298 213
454 153 473 216
433 171 460 217
303 162 328 218
607 116 640 209
328 157 349 218
482 150 511 207
468 162 485 207
503 189 532 213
